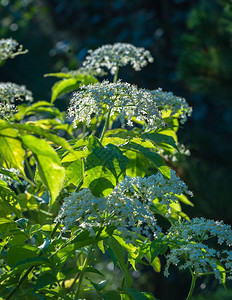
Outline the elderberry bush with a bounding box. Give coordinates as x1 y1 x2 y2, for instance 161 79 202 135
0 41 231 300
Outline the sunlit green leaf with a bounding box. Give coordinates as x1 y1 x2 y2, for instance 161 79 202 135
121 141 170 178
21 135 65 205
84 136 129 196
50 74 98 103
0 127 25 174
0 185 21 217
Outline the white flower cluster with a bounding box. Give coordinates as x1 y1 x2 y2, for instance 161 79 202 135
82 43 154 75
0 38 26 62
68 80 164 129
114 169 192 207
56 171 191 242
150 88 192 124
0 102 17 118
164 218 232 281
167 217 232 246
56 187 160 243
0 82 33 103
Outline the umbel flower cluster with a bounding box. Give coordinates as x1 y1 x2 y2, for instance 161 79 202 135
164 218 232 282
68 80 191 129
0 82 33 117
68 80 163 129
56 170 191 242
150 88 192 124
82 42 154 75
0 38 27 62
0 82 33 103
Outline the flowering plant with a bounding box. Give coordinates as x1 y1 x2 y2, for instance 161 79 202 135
0 40 231 300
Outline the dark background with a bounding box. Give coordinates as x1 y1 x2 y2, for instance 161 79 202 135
0 0 231 299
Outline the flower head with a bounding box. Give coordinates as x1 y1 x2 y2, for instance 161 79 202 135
56 187 160 243
0 82 33 119
164 218 232 282
113 169 192 207
0 82 33 103
68 80 163 129
56 170 191 242
82 43 154 75
150 88 192 124
167 217 232 246
0 38 27 62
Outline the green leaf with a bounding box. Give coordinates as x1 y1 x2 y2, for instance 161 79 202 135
33 272 57 291
140 292 157 300
15 101 63 120
98 240 105 253
145 252 161 273
0 217 14 225
15 218 28 229
216 262 226 286
13 256 49 269
0 169 21 183
88 279 109 291
70 230 95 249
0 185 21 217
84 266 104 276
51 74 98 103
0 217 16 233
103 290 121 300
63 159 83 187
0 128 25 174
84 136 129 196
105 129 138 140
51 78 79 102
141 129 178 153
0 257 50 284
121 141 170 178
7 244 38 267
15 122 74 153
125 288 156 300
151 201 189 223
150 239 168 261
21 135 65 205
123 149 150 177
108 237 132 288
176 194 194 207
113 235 137 260
38 237 50 252
44 72 73 79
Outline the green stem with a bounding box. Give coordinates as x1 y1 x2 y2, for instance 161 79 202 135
186 272 197 300
99 63 119 142
197 270 231 276
74 227 104 299
99 108 111 142
74 244 94 300
18 174 36 188
25 158 34 181
113 65 119 83
6 222 60 300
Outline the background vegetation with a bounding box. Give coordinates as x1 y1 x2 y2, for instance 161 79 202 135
0 0 231 298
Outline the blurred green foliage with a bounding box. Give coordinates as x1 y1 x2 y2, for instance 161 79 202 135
0 0 231 299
